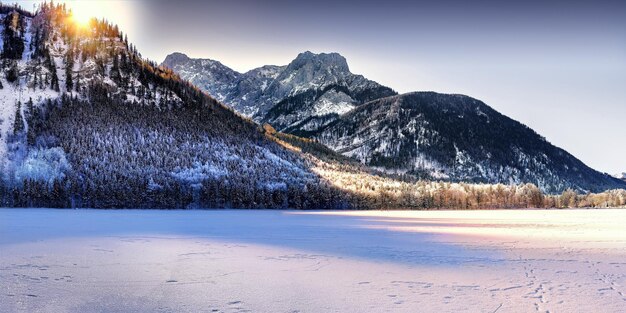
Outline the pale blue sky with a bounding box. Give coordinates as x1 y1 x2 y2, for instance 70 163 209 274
13 0 626 174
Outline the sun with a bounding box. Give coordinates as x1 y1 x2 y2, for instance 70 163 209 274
68 3 96 28
72 14 92 28
69 14 92 29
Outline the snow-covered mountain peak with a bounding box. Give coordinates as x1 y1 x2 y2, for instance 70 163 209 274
275 51 352 90
289 51 350 73
162 50 396 128
161 52 191 68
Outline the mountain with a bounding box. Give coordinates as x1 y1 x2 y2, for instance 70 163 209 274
161 51 397 133
615 173 626 182
163 48 625 193
0 4 351 209
315 92 626 193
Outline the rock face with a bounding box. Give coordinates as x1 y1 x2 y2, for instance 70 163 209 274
315 92 626 193
160 51 397 132
161 52 240 103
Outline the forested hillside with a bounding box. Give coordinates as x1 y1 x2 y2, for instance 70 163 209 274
0 3 348 209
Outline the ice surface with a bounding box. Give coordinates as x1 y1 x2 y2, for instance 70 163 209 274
1 208 625 312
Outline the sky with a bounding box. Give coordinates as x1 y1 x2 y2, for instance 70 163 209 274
12 0 626 175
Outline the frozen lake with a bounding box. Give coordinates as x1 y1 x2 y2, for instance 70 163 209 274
1 209 626 312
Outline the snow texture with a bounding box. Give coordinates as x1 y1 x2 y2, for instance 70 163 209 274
1 208 626 313
13 147 71 185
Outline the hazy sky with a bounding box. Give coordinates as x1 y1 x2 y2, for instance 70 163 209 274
13 0 626 174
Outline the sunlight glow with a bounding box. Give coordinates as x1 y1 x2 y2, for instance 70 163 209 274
69 4 94 28
15 0 139 37
292 210 626 246
68 12 92 29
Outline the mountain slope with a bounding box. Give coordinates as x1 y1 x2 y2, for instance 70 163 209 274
0 4 349 209
163 51 625 193
161 51 397 132
315 92 626 193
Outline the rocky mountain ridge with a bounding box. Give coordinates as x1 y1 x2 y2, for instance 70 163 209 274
163 53 626 193
161 51 397 133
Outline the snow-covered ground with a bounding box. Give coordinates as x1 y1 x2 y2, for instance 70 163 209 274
1 209 625 313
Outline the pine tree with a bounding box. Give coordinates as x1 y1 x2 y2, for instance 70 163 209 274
13 101 24 135
6 61 19 83
26 97 34 116
111 54 120 84
75 70 81 92
51 71 59 91
65 49 74 91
